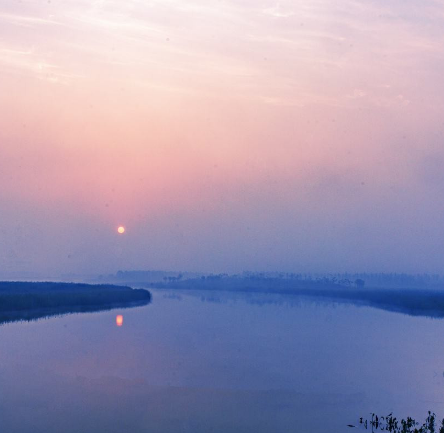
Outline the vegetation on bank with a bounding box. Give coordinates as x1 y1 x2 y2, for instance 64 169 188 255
0 282 151 324
149 275 444 318
105 270 444 290
358 411 444 432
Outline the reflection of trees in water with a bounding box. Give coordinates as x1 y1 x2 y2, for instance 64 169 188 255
0 299 151 326
179 289 335 310
158 285 444 319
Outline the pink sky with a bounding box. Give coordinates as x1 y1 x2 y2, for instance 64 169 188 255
1 0 444 277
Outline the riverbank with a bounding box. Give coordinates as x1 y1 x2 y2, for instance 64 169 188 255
147 277 444 318
0 282 151 324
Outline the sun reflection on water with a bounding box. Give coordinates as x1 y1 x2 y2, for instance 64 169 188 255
116 315 123 327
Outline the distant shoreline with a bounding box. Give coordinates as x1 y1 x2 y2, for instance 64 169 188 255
144 277 444 318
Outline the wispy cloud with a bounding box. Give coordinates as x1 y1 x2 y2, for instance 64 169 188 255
0 0 442 105
0 46 83 84
0 12 61 27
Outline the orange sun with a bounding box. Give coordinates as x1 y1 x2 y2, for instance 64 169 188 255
117 226 125 234
116 315 123 326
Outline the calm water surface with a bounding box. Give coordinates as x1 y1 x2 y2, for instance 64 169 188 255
1 289 444 433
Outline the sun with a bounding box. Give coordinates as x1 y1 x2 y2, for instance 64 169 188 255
117 226 125 234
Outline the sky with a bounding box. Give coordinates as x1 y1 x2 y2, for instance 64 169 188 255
1 0 444 277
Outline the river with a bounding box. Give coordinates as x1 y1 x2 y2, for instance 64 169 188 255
1 288 443 432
